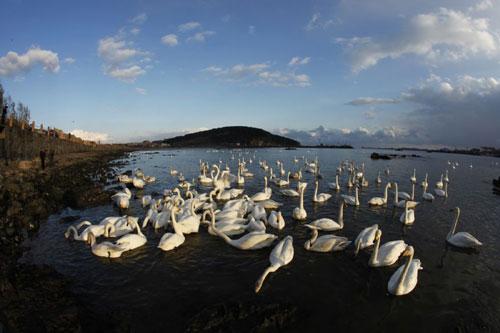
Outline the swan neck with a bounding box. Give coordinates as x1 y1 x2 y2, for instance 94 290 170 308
338 204 344 227
450 209 460 236
397 250 414 293
370 234 381 265
255 265 278 293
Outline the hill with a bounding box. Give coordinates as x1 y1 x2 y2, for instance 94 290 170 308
152 126 300 148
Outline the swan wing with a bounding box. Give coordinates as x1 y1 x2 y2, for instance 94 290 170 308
448 232 482 248
388 259 422 295
378 240 407 266
270 236 294 266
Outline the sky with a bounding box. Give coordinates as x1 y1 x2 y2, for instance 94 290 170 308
1 0 500 147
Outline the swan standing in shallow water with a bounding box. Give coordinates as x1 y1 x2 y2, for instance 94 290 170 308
292 182 307 220
210 208 277 250
354 224 379 255
87 232 126 258
341 186 360 206
305 203 345 231
368 182 391 206
388 246 422 296
304 228 351 252
254 236 294 293
369 229 407 267
158 206 186 251
400 201 415 225
446 207 482 248
313 180 332 203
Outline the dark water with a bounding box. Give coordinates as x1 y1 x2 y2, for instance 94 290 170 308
22 149 500 331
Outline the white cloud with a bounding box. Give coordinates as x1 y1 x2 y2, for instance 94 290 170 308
130 27 140 35
97 35 149 82
0 47 60 77
106 65 146 82
178 21 201 32
203 62 311 87
339 8 498 72
161 34 178 46
248 25 256 35
469 0 493 12
135 87 147 95
63 57 76 64
70 129 109 143
288 56 311 66
347 97 400 105
187 30 215 42
305 13 337 31
130 13 147 25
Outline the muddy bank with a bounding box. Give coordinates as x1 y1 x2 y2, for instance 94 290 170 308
0 149 130 332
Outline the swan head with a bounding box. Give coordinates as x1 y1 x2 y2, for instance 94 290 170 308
402 245 414 257
374 229 382 240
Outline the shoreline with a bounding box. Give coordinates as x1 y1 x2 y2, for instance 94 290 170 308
0 148 131 331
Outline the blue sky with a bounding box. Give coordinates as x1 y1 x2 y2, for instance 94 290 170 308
1 0 500 147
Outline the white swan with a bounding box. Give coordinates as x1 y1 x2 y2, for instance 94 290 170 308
354 224 379 255
443 170 449 183
268 211 285 230
292 182 307 220
115 220 147 251
250 204 268 223
388 246 422 296
104 217 136 237
255 236 294 293
65 221 105 241
111 187 132 209
368 229 407 267
394 182 411 201
251 176 272 202
410 169 417 184
276 172 291 187
368 182 391 206
158 206 186 251
175 200 201 234
446 207 482 248
86 232 126 258
436 174 444 189
305 203 345 231
435 182 448 197
280 188 299 197
393 183 419 208
422 185 435 201
375 171 382 184
313 180 332 203
210 209 277 250
328 175 340 191
400 201 415 225
304 228 351 252
421 173 428 188
132 176 145 189
341 186 360 206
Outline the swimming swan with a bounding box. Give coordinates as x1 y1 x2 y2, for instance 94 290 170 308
304 228 351 252
305 202 345 231
387 245 422 296
368 229 407 267
446 207 482 248
254 236 294 293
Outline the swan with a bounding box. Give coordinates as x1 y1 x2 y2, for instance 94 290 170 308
388 246 422 296
375 171 382 184
280 188 299 197
313 180 332 203
444 170 449 183
305 203 345 231
328 175 340 191
111 187 132 209
250 204 267 223
117 174 132 184
210 209 277 250
141 195 153 208
268 211 285 230
368 182 391 206
237 165 245 186
422 185 435 201
158 207 185 251
115 220 147 251
421 173 428 188
341 186 360 206
446 207 482 248
104 217 136 237
292 182 307 220
175 200 201 234
304 228 351 252
251 176 272 202
393 183 419 208
435 182 448 197
202 210 249 236
400 201 415 225
132 176 145 189
260 199 283 210
246 217 267 233
394 182 411 201
255 236 294 293
368 229 407 267
436 174 444 189
86 232 126 258
275 172 290 187
410 169 417 184
65 221 105 241
354 224 379 255
135 168 144 178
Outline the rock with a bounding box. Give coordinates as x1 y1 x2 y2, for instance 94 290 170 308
371 152 391 160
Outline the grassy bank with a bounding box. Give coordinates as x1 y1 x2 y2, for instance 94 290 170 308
0 148 131 332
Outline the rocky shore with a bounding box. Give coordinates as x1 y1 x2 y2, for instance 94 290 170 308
0 149 130 332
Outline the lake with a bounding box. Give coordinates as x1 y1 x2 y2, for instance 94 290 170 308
21 148 500 332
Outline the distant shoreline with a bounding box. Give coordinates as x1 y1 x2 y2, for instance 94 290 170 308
362 146 500 158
